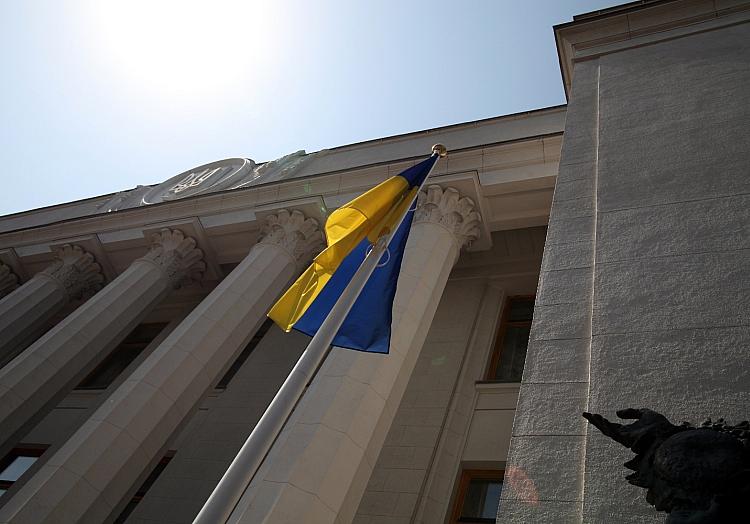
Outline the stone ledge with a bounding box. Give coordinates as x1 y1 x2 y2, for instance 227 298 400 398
555 0 750 95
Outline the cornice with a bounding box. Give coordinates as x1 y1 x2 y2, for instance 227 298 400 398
0 133 562 246
555 0 750 97
0 110 566 235
0 132 563 284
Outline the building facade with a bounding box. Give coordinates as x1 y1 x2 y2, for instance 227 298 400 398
502 1 750 523
0 102 563 523
0 1 747 523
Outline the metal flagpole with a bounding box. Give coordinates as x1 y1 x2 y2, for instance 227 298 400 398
193 144 447 524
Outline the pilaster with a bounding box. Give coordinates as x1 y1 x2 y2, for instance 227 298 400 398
499 60 599 524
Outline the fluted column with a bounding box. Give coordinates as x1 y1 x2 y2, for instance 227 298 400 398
229 186 480 524
0 229 204 461
0 210 323 524
0 246 103 367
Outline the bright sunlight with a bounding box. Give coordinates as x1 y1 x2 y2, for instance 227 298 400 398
88 0 275 100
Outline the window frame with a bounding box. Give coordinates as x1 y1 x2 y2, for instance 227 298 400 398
0 444 49 495
485 295 535 382
449 468 505 524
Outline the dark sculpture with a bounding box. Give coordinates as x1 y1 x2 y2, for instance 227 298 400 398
583 408 749 523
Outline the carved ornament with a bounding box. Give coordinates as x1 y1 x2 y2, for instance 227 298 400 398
415 185 481 249
140 229 205 288
41 245 104 300
258 209 324 268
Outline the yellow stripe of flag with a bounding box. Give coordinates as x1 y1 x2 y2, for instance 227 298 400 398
268 175 412 331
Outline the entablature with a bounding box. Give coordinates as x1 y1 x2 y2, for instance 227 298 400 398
555 0 750 97
0 115 563 290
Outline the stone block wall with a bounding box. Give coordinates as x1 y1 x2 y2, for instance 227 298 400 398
501 17 750 524
584 22 750 522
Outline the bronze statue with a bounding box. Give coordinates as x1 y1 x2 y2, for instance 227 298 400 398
583 408 749 523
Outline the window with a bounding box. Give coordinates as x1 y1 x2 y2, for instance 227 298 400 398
0 445 48 498
76 323 167 390
216 318 273 389
451 469 504 523
114 451 175 523
486 296 534 382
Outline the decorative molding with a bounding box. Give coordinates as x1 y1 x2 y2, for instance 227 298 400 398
41 245 104 300
415 185 481 249
96 152 312 213
554 0 750 97
0 263 19 298
140 229 206 288
258 209 324 268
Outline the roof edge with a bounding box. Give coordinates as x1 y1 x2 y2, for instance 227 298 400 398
0 104 566 220
554 0 750 97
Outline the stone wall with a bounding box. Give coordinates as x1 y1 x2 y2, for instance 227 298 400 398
583 21 750 522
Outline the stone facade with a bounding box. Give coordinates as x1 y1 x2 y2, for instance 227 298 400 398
502 1 750 523
0 2 745 523
0 102 561 524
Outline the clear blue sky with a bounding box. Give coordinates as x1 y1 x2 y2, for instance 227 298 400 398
0 0 614 216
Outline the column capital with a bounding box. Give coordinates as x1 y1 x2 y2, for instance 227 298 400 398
0 263 18 298
140 229 206 288
258 209 324 268
415 185 481 250
40 245 104 300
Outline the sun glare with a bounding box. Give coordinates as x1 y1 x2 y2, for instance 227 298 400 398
88 1 273 100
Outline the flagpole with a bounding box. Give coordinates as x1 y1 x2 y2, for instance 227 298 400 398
193 144 447 524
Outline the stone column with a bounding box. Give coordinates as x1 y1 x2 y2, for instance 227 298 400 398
0 263 19 298
228 186 480 524
0 229 204 461
0 210 322 524
0 246 103 367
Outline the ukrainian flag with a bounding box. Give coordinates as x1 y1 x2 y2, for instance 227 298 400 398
268 154 438 353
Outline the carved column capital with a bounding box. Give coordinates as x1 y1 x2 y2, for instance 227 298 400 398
415 185 481 250
258 209 324 268
140 229 206 289
0 263 19 298
41 245 104 300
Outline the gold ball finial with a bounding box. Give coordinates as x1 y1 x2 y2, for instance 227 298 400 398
431 143 447 158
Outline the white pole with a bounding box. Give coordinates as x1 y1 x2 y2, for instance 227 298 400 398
193 145 446 524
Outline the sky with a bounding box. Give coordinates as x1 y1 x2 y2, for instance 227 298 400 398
0 0 615 216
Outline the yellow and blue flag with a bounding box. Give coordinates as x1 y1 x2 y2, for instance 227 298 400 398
268 154 438 353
